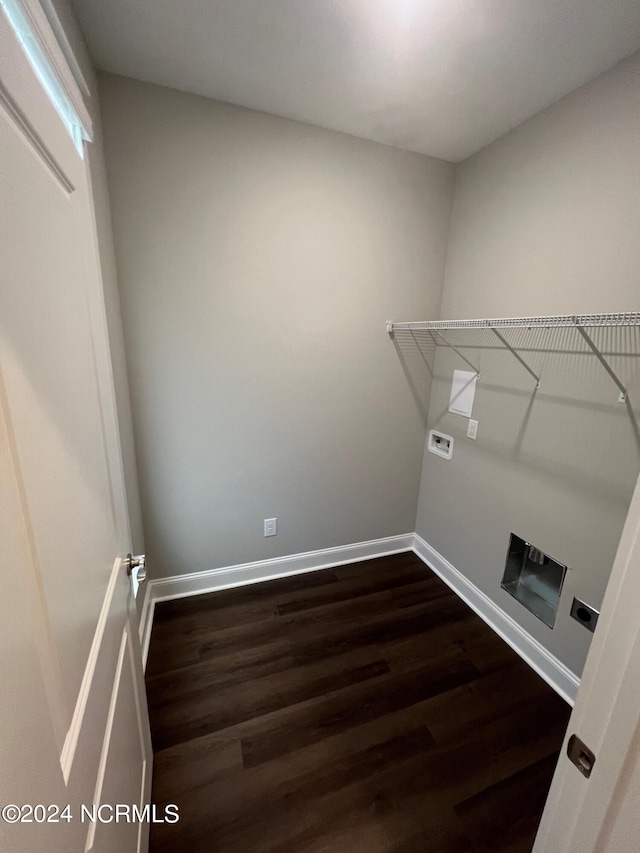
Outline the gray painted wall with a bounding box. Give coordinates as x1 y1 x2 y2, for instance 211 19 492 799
98 73 455 579
416 53 640 676
440 52 640 319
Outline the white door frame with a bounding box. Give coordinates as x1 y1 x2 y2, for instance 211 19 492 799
535 467 640 850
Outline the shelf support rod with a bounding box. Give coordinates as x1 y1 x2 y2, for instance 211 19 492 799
434 331 480 377
490 327 540 389
575 324 628 402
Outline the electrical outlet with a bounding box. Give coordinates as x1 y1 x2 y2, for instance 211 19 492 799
264 518 277 537
467 419 478 440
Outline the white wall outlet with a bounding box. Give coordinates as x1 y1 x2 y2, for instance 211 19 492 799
264 517 277 537
618 392 627 404
467 419 478 440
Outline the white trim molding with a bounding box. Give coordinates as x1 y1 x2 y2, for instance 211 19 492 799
412 534 580 705
139 533 414 668
6 0 93 135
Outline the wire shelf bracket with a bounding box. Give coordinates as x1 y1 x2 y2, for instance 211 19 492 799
434 330 480 377
489 326 540 389
575 324 629 403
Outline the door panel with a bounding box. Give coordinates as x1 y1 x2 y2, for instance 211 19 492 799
87 624 150 853
2 100 117 710
0 5 152 851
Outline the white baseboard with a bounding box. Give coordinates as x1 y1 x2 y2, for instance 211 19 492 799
138 531 580 704
139 533 414 669
412 534 580 705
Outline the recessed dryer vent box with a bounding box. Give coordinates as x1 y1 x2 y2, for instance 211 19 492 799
501 533 567 628
428 429 453 460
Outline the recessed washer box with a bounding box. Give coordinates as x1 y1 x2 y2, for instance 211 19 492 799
428 429 454 460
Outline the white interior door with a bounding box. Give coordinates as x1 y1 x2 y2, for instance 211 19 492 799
534 469 640 851
0 4 152 852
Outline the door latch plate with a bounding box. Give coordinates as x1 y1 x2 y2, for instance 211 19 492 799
567 734 596 778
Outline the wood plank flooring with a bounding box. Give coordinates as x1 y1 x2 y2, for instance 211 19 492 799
146 552 571 853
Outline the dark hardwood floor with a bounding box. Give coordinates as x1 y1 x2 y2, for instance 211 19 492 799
146 552 571 853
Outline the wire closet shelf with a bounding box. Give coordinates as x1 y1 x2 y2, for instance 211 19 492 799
386 312 640 400
386 312 640 333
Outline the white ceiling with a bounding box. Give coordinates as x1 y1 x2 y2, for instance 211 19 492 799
71 0 640 162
